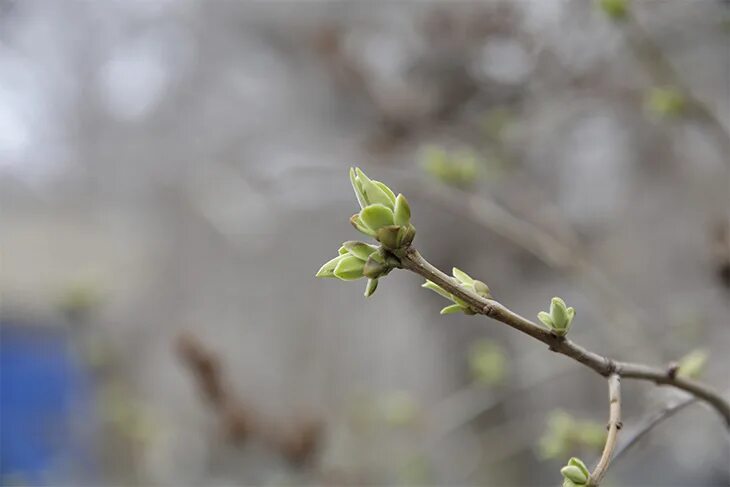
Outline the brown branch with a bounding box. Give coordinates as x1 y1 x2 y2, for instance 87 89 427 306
589 374 622 486
175 332 321 465
396 247 730 425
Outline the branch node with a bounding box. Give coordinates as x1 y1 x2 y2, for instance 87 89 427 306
666 362 680 379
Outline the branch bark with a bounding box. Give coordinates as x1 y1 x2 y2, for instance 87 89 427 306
589 374 622 486
396 247 730 425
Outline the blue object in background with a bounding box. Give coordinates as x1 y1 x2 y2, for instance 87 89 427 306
1 321 97 485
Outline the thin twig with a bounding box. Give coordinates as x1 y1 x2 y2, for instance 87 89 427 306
589 374 622 486
396 247 730 425
611 395 696 465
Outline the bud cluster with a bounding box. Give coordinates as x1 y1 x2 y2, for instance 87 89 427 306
560 457 591 487
316 168 415 297
422 267 491 315
349 167 415 250
538 297 576 337
316 241 398 297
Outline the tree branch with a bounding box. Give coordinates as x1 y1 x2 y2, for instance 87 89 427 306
611 394 696 465
589 374 622 486
396 247 730 425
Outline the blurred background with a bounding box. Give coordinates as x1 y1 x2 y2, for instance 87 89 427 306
1 0 729 485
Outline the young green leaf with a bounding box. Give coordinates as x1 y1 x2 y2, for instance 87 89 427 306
360 204 395 232
537 311 554 329
452 267 474 285
362 178 396 209
342 241 378 261
440 304 464 315
393 194 411 227
473 280 491 298
350 214 377 237
374 181 397 206
333 255 365 281
422 280 453 300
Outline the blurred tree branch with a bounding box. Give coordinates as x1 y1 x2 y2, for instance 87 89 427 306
396 248 730 424
175 332 321 466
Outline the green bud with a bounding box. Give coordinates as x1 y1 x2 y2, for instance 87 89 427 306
393 194 411 227
333 255 365 281
363 254 389 279
599 0 629 21
400 225 416 247
422 280 453 300
562 479 578 487
376 225 402 250
568 458 590 480
350 167 368 209
472 280 491 298
440 304 464 315
452 267 474 286
364 278 378 297
351 214 377 237
316 255 345 278
342 241 378 261
677 349 708 379
360 204 395 232
540 297 576 336
550 297 569 327
560 466 588 485
338 246 349 255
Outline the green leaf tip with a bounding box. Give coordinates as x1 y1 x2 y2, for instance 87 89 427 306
364 278 378 297
452 267 474 285
316 255 344 278
440 304 464 315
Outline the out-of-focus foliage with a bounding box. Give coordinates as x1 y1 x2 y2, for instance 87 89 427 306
677 349 709 379
645 86 686 119
468 339 507 386
421 146 481 188
539 411 606 460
